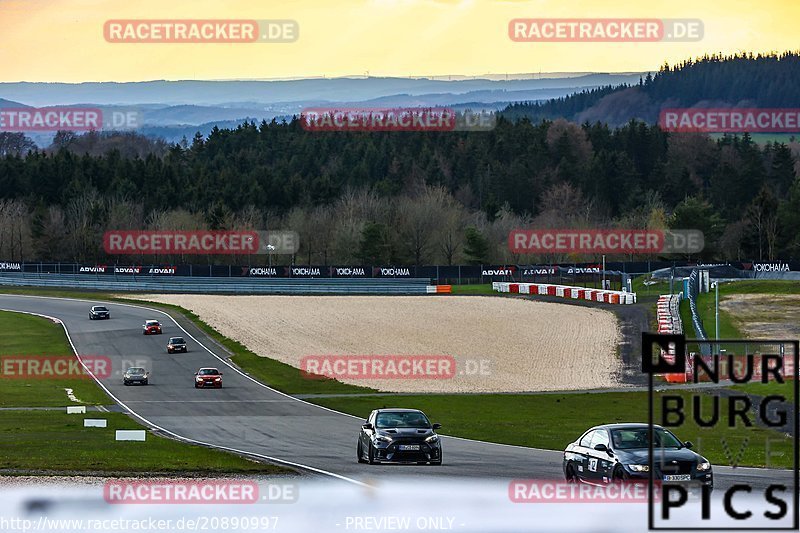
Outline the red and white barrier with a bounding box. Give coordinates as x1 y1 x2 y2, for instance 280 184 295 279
426 285 452 294
655 294 688 383
492 282 636 305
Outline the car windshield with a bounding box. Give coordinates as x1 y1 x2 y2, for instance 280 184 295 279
93 306 107 311
198 369 219 375
611 428 683 449
146 321 159 326
170 338 184 343
127 368 145 374
375 411 431 429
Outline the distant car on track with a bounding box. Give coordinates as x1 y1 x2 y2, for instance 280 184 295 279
88 305 110 320
357 408 442 465
142 320 162 335
123 367 149 386
563 423 712 489
167 336 187 353
194 367 222 388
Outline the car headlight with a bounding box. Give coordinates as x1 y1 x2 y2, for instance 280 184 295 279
697 462 711 472
425 435 439 444
628 464 649 472
374 435 392 443
196 377 203 381
214 377 221 381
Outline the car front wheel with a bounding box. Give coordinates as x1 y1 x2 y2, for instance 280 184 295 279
565 464 578 483
357 441 367 463
612 466 629 483
367 442 377 464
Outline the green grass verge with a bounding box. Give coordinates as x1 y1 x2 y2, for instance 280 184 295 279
714 280 800 296
311 391 794 469
731 382 797 403
0 310 111 407
692 289 746 340
450 283 496 295
631 275 671 297
0 411 290 474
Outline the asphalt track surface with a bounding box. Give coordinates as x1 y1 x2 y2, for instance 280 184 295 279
0 294 794 491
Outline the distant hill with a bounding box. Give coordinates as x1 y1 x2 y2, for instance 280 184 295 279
503 52 800 127
0 73 645 146
0 98 28 108
0 74 643 107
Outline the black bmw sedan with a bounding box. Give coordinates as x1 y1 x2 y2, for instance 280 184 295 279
88 305 110 320
563 423 712 488
357 408 442 465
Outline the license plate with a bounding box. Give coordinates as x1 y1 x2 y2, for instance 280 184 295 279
663 475 691 482
398 445 420 451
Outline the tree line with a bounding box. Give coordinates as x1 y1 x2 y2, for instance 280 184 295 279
1 52 800 265
503 51 800 126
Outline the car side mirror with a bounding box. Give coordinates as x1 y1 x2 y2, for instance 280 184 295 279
594 443 612 455
194 372 198 375
219 373 223 376
432 423 442 430
362 423 373 430
684 441 693 449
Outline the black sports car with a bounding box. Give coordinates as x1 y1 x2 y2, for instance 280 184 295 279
167 336 187 353
88 305 110 320
123 367 149 385
357 408 442 465
563 423 712 488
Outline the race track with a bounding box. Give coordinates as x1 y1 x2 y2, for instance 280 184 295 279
0 294 791 490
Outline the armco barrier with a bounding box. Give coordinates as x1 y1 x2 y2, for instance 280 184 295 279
0 273 446 295
492 282 636 305
656 293 688 383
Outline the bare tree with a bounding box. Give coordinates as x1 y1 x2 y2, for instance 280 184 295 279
0 132 36 157
396 187 452 266
436 199 467 265
0 200 32 260
34 206 69 260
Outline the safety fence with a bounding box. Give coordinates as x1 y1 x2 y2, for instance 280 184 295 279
686 270 711 356
657 293 687 384
491 282 636 304
0 273 450 295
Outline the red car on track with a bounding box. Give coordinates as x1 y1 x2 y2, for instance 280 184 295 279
142 320 162 335
194 367 223 388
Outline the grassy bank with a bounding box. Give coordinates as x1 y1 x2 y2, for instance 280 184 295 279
0 310 111 407
0 411 288 474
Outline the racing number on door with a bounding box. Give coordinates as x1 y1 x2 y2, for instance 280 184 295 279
589 458 598 472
